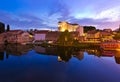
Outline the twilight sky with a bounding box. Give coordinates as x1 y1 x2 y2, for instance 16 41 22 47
0 0 120 30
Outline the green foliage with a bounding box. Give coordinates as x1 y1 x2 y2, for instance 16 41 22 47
113 33 120 40
0 22 5 33
57 30 74 46
83 26 96 33
6 24 10 32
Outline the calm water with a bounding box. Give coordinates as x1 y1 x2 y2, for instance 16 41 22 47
0 44 120 82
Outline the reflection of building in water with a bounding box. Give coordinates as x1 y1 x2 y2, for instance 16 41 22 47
0 52 9 61
73 51 84 60
34 46 46 54
0 44 5 52
0 45 6 61
115 57 120 64
86 48 116 58
35 46 57 55
114 51 120 64
35 46 76 62
58 56 62 62
0 52 4 60
6 44 33 56
101 50 115 57
86 49 101 57
0 44 33 61
58 54 72 62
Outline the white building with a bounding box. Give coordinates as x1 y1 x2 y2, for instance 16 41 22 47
34 30 49 41
76 26 84 36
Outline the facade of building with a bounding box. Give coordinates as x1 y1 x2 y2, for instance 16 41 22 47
86 30 100 42
34 30 49 41
76 26 84 36
46 31 60 43
0 33 6 44
100 31 113 42
58 21 80 32
70 32 79 40
0 30 33 44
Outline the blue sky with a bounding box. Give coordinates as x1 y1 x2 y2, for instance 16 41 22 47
0 0 120 30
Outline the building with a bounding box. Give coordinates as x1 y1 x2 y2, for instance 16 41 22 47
46 31 60 43
58 21 80 32
86 30 100 42
70 32 79 40
34 30 49 41
100 31 113 42
103 29 112 33
0 30 33 44
0 22 5 34
76 26 84 36
0 33 6 44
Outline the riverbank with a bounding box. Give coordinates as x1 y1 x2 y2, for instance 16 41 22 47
26 42 100 49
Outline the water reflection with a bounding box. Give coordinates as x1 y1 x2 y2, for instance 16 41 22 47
0 44 33 61
115 51 120 64
1 44 120 64
34 46 120 64
35 46 101 62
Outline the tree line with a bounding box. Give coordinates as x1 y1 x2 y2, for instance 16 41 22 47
0 22 10 34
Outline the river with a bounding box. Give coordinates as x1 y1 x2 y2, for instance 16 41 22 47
0 44 120 82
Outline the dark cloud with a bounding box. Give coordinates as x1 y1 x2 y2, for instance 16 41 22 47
46 0 70 18
0 11 49 29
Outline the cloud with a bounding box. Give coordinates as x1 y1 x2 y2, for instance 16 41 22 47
0 0 120 30
72 18 120 30
0 11 50 30
95 7 120 22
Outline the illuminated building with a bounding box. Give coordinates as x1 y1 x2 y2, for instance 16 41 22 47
58 21 82 32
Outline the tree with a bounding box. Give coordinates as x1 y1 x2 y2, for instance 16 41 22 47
0 22 5 33
6 24 10 32
113 33 120 40
57 30 73 46
83 26 96 33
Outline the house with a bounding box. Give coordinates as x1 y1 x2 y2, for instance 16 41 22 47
78 36 86 42
0 33 6 44
0 30 33 44
46 31 60 43
16 31 33 44
34 30 49 41
6 45 32 55
70 32 79 40
100 31 113 42
76 26 84 36
86 30 100 42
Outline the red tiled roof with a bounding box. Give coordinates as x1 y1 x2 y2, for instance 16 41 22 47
6 30 26 36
